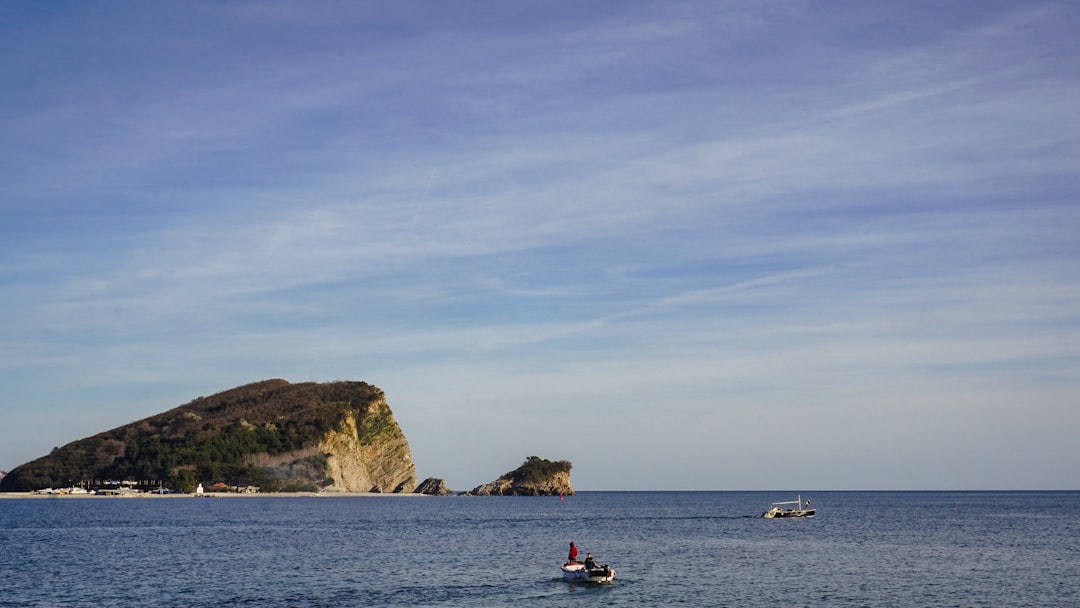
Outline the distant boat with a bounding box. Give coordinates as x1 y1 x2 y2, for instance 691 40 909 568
762 495 815 518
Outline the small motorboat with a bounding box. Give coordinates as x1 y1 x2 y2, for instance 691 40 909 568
762 495 815 518
561 561 616 583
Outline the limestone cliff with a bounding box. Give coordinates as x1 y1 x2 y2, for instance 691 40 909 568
316 398 415 493
0 380 417 493
469 456 574 496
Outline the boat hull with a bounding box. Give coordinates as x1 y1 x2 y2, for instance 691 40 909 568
763 508 816 518
561 563 615 583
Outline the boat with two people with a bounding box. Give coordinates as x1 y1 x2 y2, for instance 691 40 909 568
561 548 615 583
762 495 815 518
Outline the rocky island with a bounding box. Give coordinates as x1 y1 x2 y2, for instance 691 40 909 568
0 379 575 497
0 380 416 493
468 456 574 496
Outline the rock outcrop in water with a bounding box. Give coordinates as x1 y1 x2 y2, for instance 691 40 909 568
468 456 574 496
414 477 453 495
0 380 416 493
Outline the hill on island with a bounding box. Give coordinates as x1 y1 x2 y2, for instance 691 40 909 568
0 379 416 493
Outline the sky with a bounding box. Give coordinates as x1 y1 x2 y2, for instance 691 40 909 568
2 1 1078 491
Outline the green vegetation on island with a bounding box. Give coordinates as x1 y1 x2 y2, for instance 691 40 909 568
505 456 572 485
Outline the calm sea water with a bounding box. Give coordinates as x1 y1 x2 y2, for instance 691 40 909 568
1 491 1077 607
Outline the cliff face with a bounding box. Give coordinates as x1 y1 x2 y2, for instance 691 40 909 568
316 399 414 493
470 456 574 496
0 380 416 493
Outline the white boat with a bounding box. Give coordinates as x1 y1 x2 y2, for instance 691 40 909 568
762 495 815 518
561 562 616 583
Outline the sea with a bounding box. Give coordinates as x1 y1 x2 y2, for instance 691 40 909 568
1 491 1077 607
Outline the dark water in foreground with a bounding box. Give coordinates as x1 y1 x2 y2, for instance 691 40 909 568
1 491 1077 607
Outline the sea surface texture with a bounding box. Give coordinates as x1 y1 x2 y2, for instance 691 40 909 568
1 491 1076 607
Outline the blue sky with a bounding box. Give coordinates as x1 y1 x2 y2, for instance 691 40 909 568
2 1 1078 490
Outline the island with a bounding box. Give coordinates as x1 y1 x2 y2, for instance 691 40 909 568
467 456 574 496
0 379 574 497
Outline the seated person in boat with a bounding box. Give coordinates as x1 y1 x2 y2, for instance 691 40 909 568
584 553 599 570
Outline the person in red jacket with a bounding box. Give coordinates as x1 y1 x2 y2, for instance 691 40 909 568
567 541 579 563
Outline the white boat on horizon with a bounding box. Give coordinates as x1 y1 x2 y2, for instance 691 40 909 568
762 495 815 518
